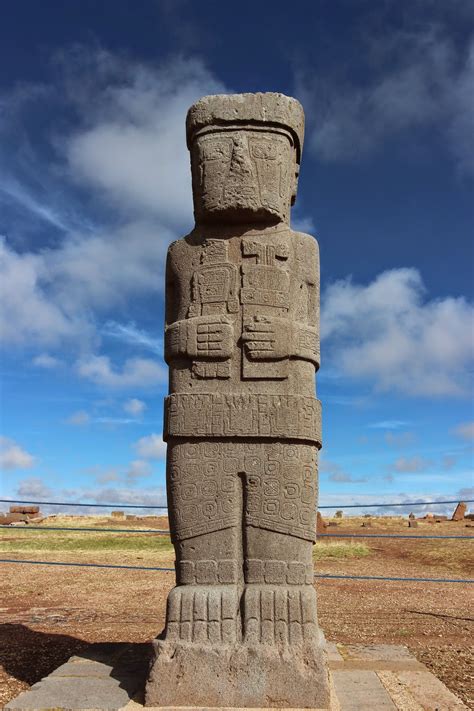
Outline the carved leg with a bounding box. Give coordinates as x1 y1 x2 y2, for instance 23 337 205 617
164 527 242 644
243 527 317 644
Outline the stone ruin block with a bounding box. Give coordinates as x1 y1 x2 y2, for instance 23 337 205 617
9 505 40 516
317 511 327 534
452 502 467 521
1 513 30 524
145 92 330 709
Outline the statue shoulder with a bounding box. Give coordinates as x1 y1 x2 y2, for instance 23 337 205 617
166 236 193 270
292 230 320 263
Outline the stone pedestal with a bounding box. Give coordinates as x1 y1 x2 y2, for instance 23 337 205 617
5 643 468 710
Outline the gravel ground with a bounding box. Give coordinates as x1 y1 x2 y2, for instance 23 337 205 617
1 517 472 708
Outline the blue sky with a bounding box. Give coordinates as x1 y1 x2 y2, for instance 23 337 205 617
0 0 473 514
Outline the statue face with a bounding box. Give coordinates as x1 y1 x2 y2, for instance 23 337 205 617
190 128 298 224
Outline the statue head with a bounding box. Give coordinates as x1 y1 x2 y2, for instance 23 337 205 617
186 93 305 225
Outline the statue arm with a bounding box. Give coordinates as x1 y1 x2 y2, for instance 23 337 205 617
241 235 320 369
292 234 320 369
164 243 234 363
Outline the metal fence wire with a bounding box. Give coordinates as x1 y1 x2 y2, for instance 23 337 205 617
1 497 473 584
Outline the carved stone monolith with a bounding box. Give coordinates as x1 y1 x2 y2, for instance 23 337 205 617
146 93 330 708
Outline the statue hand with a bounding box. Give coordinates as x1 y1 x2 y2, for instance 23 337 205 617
187 315 234 359
241 316 289 360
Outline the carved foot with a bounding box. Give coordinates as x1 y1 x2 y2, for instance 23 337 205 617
243 584 319 645
164 584 240 644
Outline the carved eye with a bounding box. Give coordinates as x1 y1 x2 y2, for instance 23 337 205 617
200 137 232 161
250 140 277 160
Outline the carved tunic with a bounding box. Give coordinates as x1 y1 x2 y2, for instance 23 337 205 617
164 228 321 544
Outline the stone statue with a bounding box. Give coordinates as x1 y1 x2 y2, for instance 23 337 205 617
146 93 330 708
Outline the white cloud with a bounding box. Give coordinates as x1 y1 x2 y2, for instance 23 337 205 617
77 355 166 389
17 476 52 498
0 437 35 470
134 433 166 460
457 486 474 501
66 410 90 426
0 52 226 351
123 398 146 416
384 431 416 448
299 27 474 175
318 491 469 517
0 237 83 346
322 268 474 397
65 54 225 226
126 459 152 481
32 353 63 368
319 459 366 483
452 421 474 441
291 214 315 233
441 455 457 471
14 476 167 512
92 467 121 484
389 456 431 473
78 485 166 509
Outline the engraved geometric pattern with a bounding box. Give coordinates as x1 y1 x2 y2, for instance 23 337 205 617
168 440 318 542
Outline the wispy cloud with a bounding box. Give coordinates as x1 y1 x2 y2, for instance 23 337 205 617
0 436 36 470
0 51 226 352
452 421 474 441
320 459 367 483
384 431 417 447
32 353 63 369
102 321 163 355
369 420 411 430
0 177 72 232
388 456 431 474
297 20 474 175
14 475 167 512
66 410 90 426
77 354 167 389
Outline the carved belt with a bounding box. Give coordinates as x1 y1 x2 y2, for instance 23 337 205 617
164 393 322 446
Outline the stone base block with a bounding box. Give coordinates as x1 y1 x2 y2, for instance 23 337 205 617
145 639 330 708
5 642 468 710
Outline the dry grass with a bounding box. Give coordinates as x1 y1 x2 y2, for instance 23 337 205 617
313 540 371 560
1 524 371 564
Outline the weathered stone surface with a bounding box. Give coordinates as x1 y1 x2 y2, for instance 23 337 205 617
385 671 468 709
0 513 29 524
408 520 418 528
332 671 396 710
6 643 468 710
452 502 467 521
5 677 133 710
145 92 329 708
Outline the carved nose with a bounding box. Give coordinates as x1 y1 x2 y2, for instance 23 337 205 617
229 138 253 176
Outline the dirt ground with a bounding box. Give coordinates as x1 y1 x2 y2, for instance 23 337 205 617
0 515 473 708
